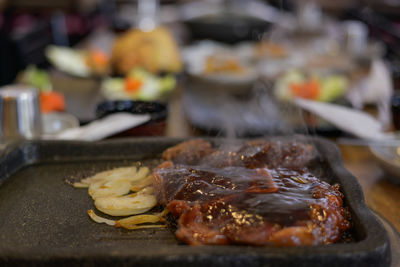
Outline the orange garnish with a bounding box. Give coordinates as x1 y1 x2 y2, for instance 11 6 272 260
258 41 287 57
87 50 109 67
204 56 244 74
290 79 320 100
40 91 65 113
125 77 143 92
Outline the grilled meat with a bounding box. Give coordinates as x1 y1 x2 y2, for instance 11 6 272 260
154 139 350 246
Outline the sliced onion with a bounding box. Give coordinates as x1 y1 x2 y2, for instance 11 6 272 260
94 193 157 216
116 214 162 228
130 175 153 192
87 209 115 226
157 208 170 217
81 166 149 186
138 186 154 195
73 182 89 188
76 165 163 231
117 224 166 230
89 179 132 199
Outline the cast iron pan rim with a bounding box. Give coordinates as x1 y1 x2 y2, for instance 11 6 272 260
0 136 389 253
0 241 388 258
309 137 389 247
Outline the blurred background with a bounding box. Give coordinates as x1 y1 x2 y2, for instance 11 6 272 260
1 0 400 139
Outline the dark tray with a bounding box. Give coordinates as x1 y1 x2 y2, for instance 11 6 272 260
0 137 391 267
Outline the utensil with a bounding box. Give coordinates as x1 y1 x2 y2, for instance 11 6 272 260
0 85 42 143
95 100 167 137
294 98 391 140
295 98 400 183
51 112 150 141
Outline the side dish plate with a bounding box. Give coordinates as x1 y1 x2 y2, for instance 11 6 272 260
0 137 390 266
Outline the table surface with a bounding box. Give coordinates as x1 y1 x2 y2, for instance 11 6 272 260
340 145 400 232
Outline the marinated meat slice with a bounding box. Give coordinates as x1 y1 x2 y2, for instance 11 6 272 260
168 201 230 245
163 139 315 169
162 139 215 165
153 139 350 246
238 140 315 169
153 163 279 206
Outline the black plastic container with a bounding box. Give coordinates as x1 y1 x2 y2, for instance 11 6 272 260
185 13 270 44
95 101 168 137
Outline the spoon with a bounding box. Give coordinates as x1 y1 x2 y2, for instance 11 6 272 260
293 98 393 141
48 112 151 141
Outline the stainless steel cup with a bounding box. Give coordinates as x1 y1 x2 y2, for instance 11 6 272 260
0 85 42 143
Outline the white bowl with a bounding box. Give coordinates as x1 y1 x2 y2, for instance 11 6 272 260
370 143 400 183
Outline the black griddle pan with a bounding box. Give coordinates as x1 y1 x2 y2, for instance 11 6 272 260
0 137 391 266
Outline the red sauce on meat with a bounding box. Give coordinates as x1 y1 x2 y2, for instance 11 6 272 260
153 139 351 246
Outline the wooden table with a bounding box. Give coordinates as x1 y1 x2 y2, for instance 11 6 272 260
340 145 400 232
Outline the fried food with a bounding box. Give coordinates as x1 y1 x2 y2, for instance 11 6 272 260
111 26 182 75
203 55 244 74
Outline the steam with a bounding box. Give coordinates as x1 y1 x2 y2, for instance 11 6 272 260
183 78 311 138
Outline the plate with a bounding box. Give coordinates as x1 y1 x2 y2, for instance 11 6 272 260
182 41 258 94
370 143 400 183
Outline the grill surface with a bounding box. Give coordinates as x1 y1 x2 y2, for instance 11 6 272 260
0 137 391 266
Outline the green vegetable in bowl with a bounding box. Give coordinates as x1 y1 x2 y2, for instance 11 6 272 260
20 65 52 92
159 75 177 93
274 69 348 102
317 75 348 102
274 70 305 101
101 68 176 101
